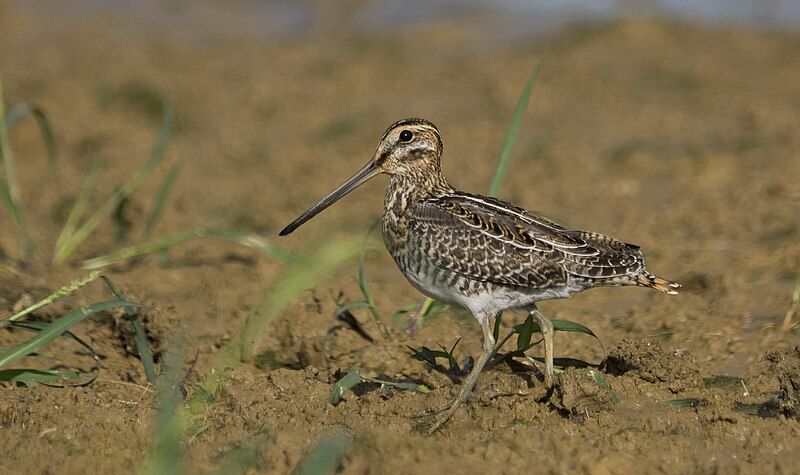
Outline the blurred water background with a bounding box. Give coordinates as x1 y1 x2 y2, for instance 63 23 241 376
11 0 800 44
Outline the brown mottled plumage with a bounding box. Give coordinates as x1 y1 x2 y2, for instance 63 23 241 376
280 118 679 433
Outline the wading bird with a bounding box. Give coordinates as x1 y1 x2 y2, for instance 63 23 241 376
280 118 679 432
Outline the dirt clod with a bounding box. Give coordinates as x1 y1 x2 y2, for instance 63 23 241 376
555 368 615 416
764 346 800 419
606 339 701 392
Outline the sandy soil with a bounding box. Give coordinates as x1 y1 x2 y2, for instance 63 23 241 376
1 3 799 473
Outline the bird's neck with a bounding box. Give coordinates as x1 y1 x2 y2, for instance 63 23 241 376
385 168 450 209
382 169 451 251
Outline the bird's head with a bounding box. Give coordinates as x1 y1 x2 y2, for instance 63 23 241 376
371 118 443 176
279 118 442 236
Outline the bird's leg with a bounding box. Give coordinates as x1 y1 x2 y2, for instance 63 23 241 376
530 308 554 388
427 315 496 434
405 297 428 335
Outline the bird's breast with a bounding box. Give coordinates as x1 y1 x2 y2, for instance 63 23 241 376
381 181 415 255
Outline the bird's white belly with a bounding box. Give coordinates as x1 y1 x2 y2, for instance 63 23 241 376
401 260 577 320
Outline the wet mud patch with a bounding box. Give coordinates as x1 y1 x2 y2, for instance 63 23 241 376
606 339 701 392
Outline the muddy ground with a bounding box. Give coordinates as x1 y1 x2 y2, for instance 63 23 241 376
1 2 800 474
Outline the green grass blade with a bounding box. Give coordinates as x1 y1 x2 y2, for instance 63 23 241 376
588 369 620 404
703 375 745 390
5 320 100 387
409 344 462 373
80 227 293 269
0 78 36 259
793 272 800 302
0 300 140 366
329 369 362 405
511 318 600 338
492 312 503 342
100 275 155 383
81 228 197 269
328 370 430 406
141 347 184 475
53 157 103 257
357 225 377 307
416 297 434 319
197 228 294 262
0 79 20 202
5 102 58 183
0 368 79 388
550 319 605 354
551 319 600 338
362 376 430 394
144 155 185 238
295 435 351 475
487 54 547 197
53 98 174 264
504 318 604 359
2 270 101 324
356 221 389 339
516 314 535 351
781 271 800 331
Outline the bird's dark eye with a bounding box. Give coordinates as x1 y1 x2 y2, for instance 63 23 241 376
399 130 414 143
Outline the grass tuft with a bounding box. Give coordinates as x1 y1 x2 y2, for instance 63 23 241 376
0 272 154 385
0 78 37 259
53 98 174 264
5 101 58 184
54 158 103 256
0 299 140 367
101 275 156 382
1 81 292 272
0 320 99 387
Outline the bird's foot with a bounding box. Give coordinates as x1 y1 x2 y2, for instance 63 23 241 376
425 396 464 435
410 392 471 418
410 391 472 434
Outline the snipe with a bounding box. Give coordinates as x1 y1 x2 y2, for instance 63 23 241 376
280 118 679 433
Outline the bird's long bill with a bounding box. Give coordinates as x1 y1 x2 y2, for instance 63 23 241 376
279 160 380 236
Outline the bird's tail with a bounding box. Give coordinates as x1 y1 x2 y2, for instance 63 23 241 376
636 273 680 295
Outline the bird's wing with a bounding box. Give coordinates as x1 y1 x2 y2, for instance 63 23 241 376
409 192 646 289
